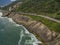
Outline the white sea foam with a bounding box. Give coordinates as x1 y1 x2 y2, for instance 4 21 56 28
8 18 15 23
18 30 24 45
15 24 21 26
0 12 3 17
11 0 16 1
22 26 30 34
8 18 22 27
31 34 42 45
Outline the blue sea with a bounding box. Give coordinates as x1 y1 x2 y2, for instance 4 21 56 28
0 12 42 45
0 0 16 7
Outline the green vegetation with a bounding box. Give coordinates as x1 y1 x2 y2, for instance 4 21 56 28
22 14 60 33
16 0 60 32
17 0 60 20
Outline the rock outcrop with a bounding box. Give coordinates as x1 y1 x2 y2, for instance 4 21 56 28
2 12 60 45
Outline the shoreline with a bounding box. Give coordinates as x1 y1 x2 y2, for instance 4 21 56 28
0 13 42 45
2 12 60 45
11 17 43 45
8 17 42 45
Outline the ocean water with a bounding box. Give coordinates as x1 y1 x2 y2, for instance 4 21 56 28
0 12 42 45
0 0 16 7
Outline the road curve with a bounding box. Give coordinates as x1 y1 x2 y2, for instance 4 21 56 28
18 12 60 23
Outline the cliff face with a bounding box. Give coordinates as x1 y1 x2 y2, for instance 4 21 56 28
2 12 60 45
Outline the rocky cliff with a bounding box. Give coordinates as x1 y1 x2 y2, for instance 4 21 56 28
2 12 60 45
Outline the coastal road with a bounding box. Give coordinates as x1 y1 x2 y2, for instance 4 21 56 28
18 12 60 23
